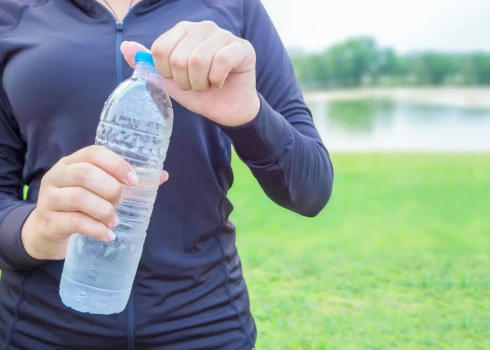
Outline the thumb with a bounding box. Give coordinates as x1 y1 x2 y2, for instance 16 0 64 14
121 41 150 68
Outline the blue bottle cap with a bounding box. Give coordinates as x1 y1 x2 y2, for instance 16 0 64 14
135 51 155 66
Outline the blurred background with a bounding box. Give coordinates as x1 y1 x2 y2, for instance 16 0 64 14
230 1 490 349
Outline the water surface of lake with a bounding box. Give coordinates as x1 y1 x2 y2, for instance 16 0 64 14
308 96 490 152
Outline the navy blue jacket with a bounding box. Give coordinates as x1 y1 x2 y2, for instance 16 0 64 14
0 0 333 348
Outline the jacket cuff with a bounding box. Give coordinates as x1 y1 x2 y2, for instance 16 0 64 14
0 203 43 268
220 93 293 165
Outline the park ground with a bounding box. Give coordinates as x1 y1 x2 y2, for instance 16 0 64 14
2 151 488 349
230 152 490 349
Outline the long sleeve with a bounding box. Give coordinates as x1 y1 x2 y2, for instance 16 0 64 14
221 0 334 217
0 72 39 270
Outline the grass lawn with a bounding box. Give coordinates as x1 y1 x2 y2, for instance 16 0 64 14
229 153 490 350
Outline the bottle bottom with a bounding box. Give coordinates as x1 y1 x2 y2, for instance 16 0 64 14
59 275 131 315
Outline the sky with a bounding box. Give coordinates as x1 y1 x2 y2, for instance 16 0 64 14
261 0 490 54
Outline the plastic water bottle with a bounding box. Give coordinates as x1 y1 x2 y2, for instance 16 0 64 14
59 52 174 315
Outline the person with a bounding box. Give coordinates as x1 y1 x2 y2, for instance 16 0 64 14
0 0 334 348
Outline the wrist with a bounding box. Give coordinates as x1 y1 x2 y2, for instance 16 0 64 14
223 93 260 128
240 93 261 126
220 93 292 164
21 209 43 260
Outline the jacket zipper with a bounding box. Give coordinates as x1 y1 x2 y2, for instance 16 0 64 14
127 290 135 350
91 6 135 349
114 19 136 350
115 21 124 86
114 20 135 350
90 2 171 349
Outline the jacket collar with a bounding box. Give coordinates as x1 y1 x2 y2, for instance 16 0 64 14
70 0 171 19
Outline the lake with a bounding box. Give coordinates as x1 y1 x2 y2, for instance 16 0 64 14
306 89 490 152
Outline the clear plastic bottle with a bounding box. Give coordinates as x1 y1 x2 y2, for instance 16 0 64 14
59 52 173 315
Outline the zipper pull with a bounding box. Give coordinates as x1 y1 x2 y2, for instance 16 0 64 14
116 21 124 31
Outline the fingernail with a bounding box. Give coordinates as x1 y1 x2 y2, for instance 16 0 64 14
107 229 116 241
112 214 119 228
127 171 139 186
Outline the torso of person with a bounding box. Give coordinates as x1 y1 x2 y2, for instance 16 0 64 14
0 1 255 349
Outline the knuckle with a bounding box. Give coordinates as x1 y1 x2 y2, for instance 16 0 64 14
69 188 85 208
40 173 51 188
240 37 252 47
113 182 123 201
188 53 207 68
243 39 256 56
71 164 90 185
39 211 54 231
58 156 69 166
101 204 115 223
214 51 231 67
87 144 100 151
151 41 170 59
101 148 124 169
87 144 102 155
85 146 100 164
176 20 191 29
208 75 222 87
44 186 58 203
169 54 187 69
108 177 123 193
219 30 235 41
200 20 217 30
68 213 83 232
36 188 49 210
97 146 114 159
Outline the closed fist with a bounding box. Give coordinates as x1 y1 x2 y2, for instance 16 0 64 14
121 20 261 127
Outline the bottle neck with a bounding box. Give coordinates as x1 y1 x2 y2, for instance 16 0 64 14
132 61 164 88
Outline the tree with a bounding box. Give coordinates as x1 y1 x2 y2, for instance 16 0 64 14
290 37 490 89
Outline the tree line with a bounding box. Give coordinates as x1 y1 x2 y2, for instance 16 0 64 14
290 37 490 89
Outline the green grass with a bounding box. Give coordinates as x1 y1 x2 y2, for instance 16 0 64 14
229 153 490 350
3 153 489 348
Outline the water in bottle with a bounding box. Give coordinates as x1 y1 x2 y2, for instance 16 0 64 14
59 52 173 315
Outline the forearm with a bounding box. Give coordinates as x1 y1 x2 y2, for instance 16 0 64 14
0 199 42 270
222 94 334 217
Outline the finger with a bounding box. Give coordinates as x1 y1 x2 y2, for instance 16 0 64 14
209 39 255 89
159 171 169 185
63 145 138 187
160 78 202 111
151 22 190 79
55 211 115 242
51 187 118 228
121 41 150 68
168 31 209 91
188 33 234 92
54 163 123 205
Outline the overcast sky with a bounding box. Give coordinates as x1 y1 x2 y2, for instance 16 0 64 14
262 0 490 53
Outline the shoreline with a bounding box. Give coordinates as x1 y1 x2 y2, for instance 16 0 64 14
303 87 490 109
